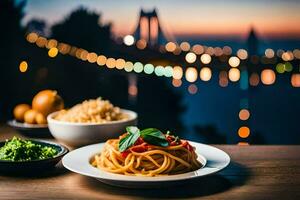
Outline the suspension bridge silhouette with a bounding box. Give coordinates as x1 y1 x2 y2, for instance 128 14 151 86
133 9 168 46
114 8 260 73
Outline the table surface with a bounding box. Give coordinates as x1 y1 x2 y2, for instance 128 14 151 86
0 125 300 200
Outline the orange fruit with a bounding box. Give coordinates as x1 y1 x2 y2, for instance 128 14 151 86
35 112 47 124
13 104 31 122
32 90 64 116
24 109 38 124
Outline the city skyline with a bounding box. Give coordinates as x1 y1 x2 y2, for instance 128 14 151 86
22 0 300 39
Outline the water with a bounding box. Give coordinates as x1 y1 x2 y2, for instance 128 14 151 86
176 36 300 54
176 72 300 144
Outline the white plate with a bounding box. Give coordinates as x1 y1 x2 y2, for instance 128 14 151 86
62 142 230 188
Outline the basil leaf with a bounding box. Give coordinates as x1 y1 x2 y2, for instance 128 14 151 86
118 126 140 152
140 128 165 139
126 126 139 135
140 128 169 147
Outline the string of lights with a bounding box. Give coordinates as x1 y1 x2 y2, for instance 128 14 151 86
24 32 300 144
23 32 300 91
122 34 300 90
123 34 300 61
123 34 300 66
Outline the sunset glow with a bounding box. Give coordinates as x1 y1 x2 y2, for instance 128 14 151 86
23 0 300 38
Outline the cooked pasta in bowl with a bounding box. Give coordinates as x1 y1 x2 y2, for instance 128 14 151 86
53 98 128 124
47 98 137 147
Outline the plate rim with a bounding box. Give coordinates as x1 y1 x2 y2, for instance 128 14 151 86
62 141 230 182
7 119 48 129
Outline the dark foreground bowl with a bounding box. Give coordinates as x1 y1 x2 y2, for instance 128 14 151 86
7 120 52 138
0 139 68 174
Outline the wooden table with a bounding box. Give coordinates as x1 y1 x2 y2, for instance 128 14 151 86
0 125 300 200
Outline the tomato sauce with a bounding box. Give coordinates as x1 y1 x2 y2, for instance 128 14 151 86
120 134 193 158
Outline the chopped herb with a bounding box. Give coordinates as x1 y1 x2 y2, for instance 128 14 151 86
0 137 58 161
174 136 180 143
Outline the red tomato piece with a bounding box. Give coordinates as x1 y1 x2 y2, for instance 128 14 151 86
121 151 130 158
134 137 144 145
131 144 148 152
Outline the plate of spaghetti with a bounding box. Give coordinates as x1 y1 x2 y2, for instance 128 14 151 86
62 126 230 188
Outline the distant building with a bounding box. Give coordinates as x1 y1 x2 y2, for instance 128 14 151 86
247 27 259 55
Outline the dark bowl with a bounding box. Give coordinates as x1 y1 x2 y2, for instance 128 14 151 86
0 139 69 174
7 120 52 138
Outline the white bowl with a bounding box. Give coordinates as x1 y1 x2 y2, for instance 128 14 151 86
47 109 137 147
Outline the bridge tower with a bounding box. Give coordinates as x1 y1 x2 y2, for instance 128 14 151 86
247 27 259 56
133 9 168 46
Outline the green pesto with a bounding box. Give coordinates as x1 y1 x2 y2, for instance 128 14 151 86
0 137 58 161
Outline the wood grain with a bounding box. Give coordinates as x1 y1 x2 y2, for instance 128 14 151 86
0 125 300 200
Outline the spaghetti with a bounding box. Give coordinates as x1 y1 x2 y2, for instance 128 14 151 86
91 131 202 176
